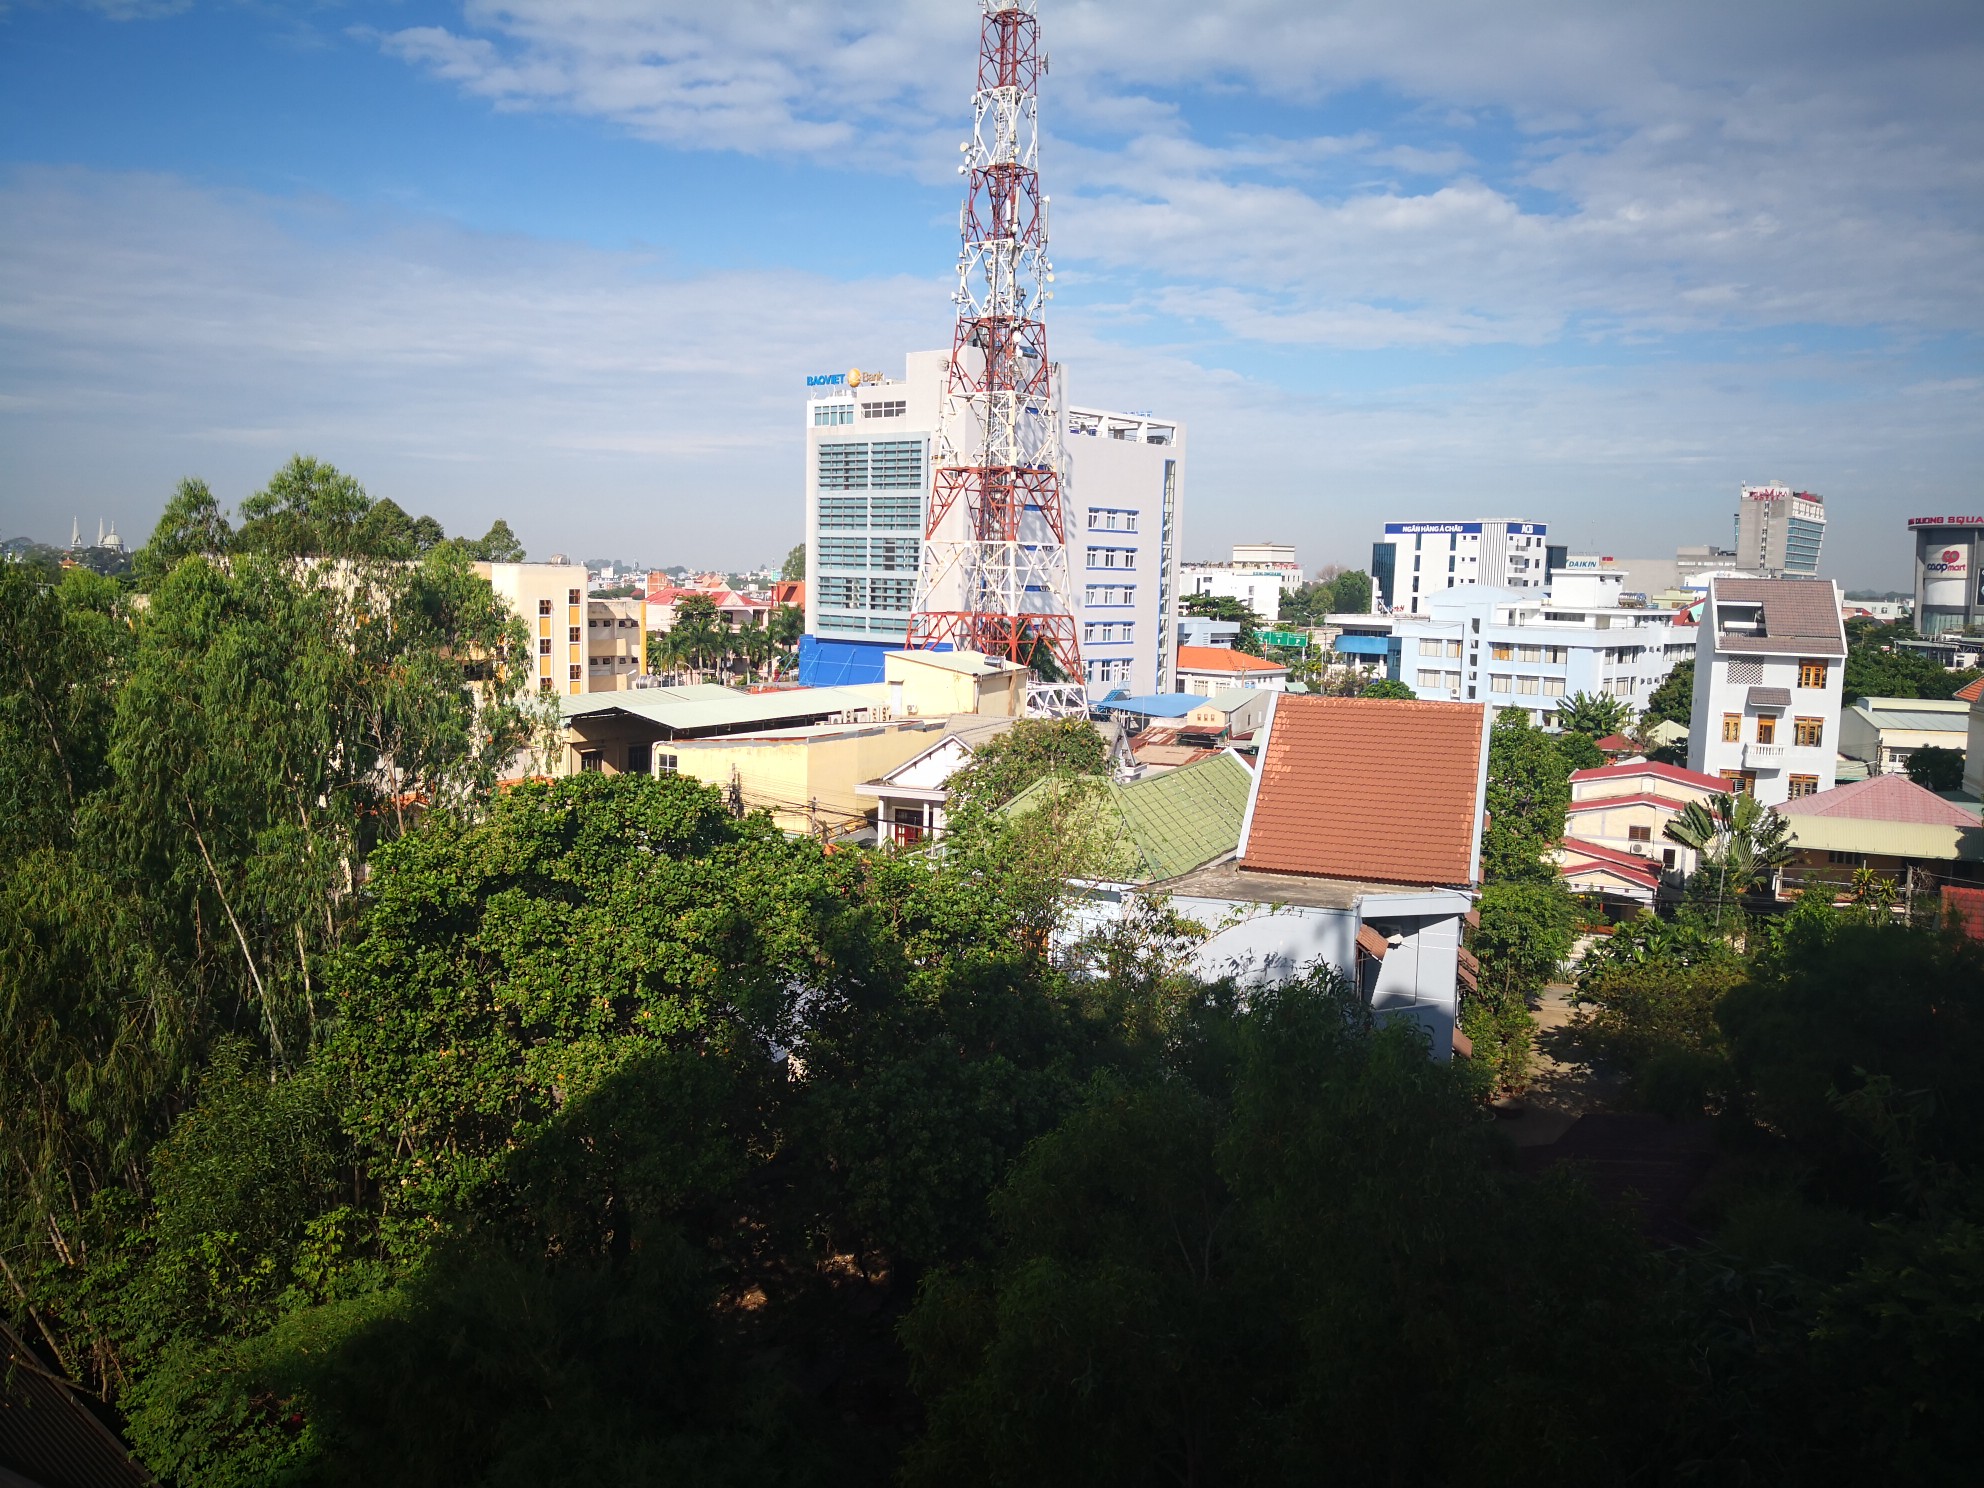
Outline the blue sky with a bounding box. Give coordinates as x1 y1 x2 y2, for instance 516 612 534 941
3 1 1980 586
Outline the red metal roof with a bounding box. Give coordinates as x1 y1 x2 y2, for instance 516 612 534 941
1176 646 1288 675
1239 695 1487 885
1567 792 1701 815
1558 837 1662 889
1774 772 1981 827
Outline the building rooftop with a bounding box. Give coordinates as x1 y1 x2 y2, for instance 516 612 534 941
1708 577 1846 658
1176 646 1288 675
1007 751 1254 883
1775 772 1980 828
888 649 1025 678
1845 697 1973 732
1572 760 1727 792
563 683 883 737
1097 692 1202 719
1155 857 1467 910
1239 695 1489 886
1956 676 1983 704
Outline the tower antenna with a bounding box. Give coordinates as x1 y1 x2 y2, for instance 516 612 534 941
907 0 1084 714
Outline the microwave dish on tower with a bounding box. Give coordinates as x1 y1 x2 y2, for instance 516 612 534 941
906 0 1085 715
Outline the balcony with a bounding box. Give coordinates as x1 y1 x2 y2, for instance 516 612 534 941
1744 742 1786 768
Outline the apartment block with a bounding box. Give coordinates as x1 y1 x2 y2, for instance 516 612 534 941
1389 572 1693 722
1735 484 1826 576
1371 519 1551 616
477 561 597 697
1687 576 1846 805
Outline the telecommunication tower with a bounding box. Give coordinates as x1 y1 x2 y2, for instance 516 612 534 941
907 0 1085 713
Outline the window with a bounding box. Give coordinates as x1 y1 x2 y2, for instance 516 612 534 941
1446 640 1463 659
1085 584 1136 606
1545 646 1569 664
1542 677 1566 697
1087 657 1133 684
868 440 924 489
1827 849 1861 866
1490 674 1512 693
1793 716 1824 747
578 750 602 773
1086 546 1135 569
813 402 854 426
817 576 862 609
1787 774 1820 798
1083 621 1134 644
1417 669 1442 689
868 578 914 612
817 537 866 568
627 743 652 775
818 443 869 489
1755 715 1776 744
538 599 553 615
568 626 581 643
1798 659 1829 688
1628 826 1652 843
1419 639 1444 657
1490 643 1512 661
656 753 678 776
538 637 551 655
538 676 553 692
860 399 907 419
1518 645 1542 663
1518 676 1540 695
568 589 581 606
1722 714 1742 742
1719 770 1756 795
1663 848 1677 869
1445 671 1463 691
569 664 582 681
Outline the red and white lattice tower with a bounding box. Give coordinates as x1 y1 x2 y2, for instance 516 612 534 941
907 0 1085 714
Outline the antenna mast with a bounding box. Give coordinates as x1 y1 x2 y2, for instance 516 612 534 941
907 0 1085 714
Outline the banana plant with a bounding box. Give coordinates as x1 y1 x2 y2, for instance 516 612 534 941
1664 789 1797 923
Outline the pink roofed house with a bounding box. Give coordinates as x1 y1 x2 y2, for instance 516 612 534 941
1774 772 1984 899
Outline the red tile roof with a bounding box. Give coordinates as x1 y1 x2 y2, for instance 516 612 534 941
1566 792 1699 815
1944 885 1984 941
1594 733 1637 752
1957 676 1984 704
1239 695 1488 885
1572 761 1726 792
1176 646 1288 675
1774 772 1981 827
1558 837 1663 889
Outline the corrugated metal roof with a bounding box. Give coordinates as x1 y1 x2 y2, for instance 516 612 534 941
1 1319 154 1486
1005 753 1253 883
563 683 884 735
1849 698 1971 733
1777 771 1981 826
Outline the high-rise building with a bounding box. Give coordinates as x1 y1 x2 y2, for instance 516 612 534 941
1734 484 1826 576
1908 514 1984 636
1369 520 1550 615
800 353 1183 695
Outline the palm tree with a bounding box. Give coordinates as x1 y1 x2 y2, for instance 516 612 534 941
766 604 803 680
737 627 773 685
1664 790 1797 924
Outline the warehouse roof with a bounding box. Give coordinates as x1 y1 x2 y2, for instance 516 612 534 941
563 683 884 738
1845 697 1973 734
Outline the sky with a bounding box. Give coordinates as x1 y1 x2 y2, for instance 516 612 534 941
2 1 1980 586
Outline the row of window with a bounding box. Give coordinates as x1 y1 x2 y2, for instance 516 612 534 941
536 591 584 614
1484 642 1574 663
1083 621 1134 645
587 616 639 629
1087 657 1133 684
818 493 923 531
1718 772 1823 798
1721 714 1825 747
1486 674 1568 697
817 440 925 491
862 399 907 419
1086 584 1137 606
580 745 680 775
1087 546 1136 569
1416 670 1463 692
813 404 854 426
1087 507 1138 532
816 536 921 571
816 575 916 613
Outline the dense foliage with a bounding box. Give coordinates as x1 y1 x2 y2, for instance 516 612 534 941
1843 617 1981 700
1907 744 1966 791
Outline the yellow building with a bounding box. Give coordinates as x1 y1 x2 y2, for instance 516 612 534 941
475 562 646 697
586 597 646 691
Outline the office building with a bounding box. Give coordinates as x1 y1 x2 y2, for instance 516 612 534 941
1686 576 1846 806
801 352 1184 696
1370 520 1550 615
1734 484 1826 576
1388 572 1693 722
1909 514 1984 636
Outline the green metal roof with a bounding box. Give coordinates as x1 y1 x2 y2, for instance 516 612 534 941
1005 752 1254 883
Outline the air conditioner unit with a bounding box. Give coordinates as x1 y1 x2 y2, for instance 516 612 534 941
1629 843 1646 855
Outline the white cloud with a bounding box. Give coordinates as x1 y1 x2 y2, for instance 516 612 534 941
2 166 1974 586
364 1 1984 348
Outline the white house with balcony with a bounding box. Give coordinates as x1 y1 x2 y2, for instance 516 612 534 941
1388 572 1692 723
1686 576 1846 806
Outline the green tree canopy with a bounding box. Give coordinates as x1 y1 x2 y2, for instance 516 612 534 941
781 543 805 581
1482 708 1572 883
1906 745 1966 791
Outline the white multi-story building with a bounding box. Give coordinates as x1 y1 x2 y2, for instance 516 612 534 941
1735 484 1826 577
1686 576 1846 805
1181 543 1301 623
1389 573 1693 722
801 351 1184 696
1371 519 1552 616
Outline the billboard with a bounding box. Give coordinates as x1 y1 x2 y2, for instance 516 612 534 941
1921 536 1973 607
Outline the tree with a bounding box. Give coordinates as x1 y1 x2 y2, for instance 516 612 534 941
1642 659 1695 730
781 544 805 581
462 518 527 563
1555 690 1631 739
135 477 233 586
1906 745 1965 792
1663 790 1796 927
1843 618 1979 701
1179 592 1264 655
766 604 804 680
1359 677 1417 700
1466 881 1579 1091
1482 709 1572 883
946 717 1109 819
